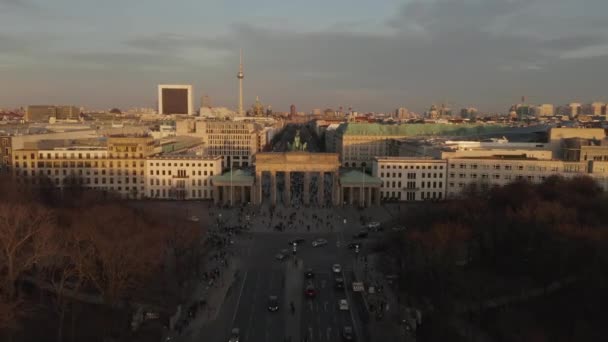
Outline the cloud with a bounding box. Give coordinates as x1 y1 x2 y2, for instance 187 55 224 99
2 0 608 111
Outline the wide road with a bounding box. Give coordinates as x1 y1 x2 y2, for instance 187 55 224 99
203 231 363 342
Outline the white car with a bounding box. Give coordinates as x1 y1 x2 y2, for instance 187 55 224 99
312 238 328 247
332 264 342 274
339 299 349 311
228 328 240 342
189 215 200 222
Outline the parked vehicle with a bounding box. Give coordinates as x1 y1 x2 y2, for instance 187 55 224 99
228 328 240 342
339 299 349 311
312 238 328 247
267 296 279 312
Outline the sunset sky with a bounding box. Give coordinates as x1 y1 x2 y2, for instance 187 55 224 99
1 0 608 113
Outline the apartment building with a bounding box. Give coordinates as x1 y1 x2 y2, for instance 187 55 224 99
445 157 591 198
373 157 447 201
146 155 221 200
12 135 155 199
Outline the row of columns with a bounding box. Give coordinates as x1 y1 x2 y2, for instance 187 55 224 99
339 186 381 207
214 185 253 205
253 170 341 207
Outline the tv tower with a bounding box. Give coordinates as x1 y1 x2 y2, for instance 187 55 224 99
237 49 244 116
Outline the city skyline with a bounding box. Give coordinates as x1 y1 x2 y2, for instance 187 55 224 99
1 0 608 113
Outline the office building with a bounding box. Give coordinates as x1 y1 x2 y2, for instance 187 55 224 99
537 104 554 117
395 107 410 120
146 155 221 200
158 85 193 115
373 157 447 201
335 123 508 168
568 103 582 118
26 105 80 122
175 119 260 168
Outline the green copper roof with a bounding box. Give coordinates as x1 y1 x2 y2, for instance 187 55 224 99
340 170 382 186
212 169 254 185
339 123 508 137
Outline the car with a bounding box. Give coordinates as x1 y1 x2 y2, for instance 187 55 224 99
189 215 200 222
347 242 362 250
228 328 240 342
267 295 279 312
332 264 342 274
312 238 328 247
280 249 289 255
391 226 406 232
342 326 354 341
353 230 368 239
339 299 349 311
305 283 316 298
334 277 344 290
275 253 286 261
366 221 381 231
305 269 315 278
288 238 306 246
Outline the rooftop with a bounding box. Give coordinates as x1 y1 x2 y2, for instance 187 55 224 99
212 169 255 185
340 170 382 186
339 123 510 137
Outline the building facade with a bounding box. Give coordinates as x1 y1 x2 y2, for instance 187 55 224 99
12 135 155 199
26 105 80 122
158 84 193 115
0 136 11 174
445 157 592 198
373 157 447 201
146 155 221 200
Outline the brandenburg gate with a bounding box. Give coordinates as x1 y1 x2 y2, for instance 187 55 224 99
253 152 341 206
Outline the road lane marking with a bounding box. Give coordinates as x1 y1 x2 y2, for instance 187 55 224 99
308 326 313 341
231 270 248 324
308 300 314 312
323 301 328 312
326 327 332 341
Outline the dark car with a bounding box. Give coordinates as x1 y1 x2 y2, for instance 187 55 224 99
267 295 279 312
334 277 344 290
288 238 306 246
305 283 316 298
305 269 315 278
352 231 368 239
342 326 354 340
347 242 362 250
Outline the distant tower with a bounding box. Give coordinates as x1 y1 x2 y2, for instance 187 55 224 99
290 104 296 117
237 49 244 116
201 95 211 108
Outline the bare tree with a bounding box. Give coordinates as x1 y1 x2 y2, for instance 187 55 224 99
0 203 57 298
77 205 166 304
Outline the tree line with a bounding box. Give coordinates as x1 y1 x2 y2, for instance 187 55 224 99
382 175 608 311
0 175 204 341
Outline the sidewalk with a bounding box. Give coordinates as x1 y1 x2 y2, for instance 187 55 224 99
284 257 304 342
163 229 240 342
